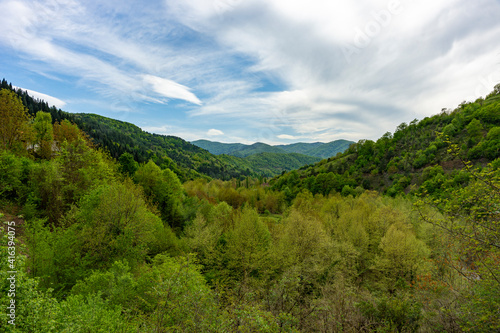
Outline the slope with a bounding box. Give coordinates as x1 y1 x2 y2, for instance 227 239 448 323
192 139 354 159
303 139 354 158
191 140 246 155
0 80 250 180
2 79 318 179
271 85 500 198
219 152 321 177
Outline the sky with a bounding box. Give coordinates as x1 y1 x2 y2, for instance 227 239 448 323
1 0 500 145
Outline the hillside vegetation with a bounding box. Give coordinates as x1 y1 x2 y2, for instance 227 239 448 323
0 79 316 179
2 79 325 179
272 85 500 200
192 138 353 159
1 83 499 332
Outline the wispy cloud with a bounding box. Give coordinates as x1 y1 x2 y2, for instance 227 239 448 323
1 0 499 144
0 0 203 105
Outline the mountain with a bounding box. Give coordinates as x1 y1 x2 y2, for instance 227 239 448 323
284 139 353 159
190 139 246 155
192 139 354 159
192 140 288 157
275 142 324 155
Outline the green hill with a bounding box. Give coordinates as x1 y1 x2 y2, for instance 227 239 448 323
231 142 288 157
1 79 318 179
302 139 354 158
192 139 354 159
271 87 500 198
220 152 320 177
191 139 246 155
192 140 289 157
275 142 324 154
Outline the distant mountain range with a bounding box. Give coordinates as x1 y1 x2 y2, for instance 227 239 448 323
191 139 354 159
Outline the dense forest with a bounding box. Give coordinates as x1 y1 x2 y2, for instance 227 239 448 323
1 81 500 332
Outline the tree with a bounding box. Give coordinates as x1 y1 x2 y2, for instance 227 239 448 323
134 160 184 229
0 89 31 153
53 119 83 145
222 206 271 298
466 118 483 146
375 223 429 289
33 111 54 159
118 152 138 176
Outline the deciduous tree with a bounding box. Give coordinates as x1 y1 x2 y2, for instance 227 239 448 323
0 89 31 153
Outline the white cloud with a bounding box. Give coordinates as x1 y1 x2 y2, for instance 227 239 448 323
207 128 224 136
14 86 66 108
142 75 201 105
277 134 296 140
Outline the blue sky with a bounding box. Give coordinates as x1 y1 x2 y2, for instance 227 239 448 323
1 0 500 144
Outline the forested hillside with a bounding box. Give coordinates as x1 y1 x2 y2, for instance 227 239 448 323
1 85 500 332
219 152 320 177
0 79 248 181
272 85 500 200
1 80 317 179
193 139 354 159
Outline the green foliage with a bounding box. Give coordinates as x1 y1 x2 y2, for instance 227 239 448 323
118 152 138 176
30 136 116 223
359 294 422 332
375 223 430 290
0 232 135 333
483 126 500 159
416 148 500 331
0 151 33 202
25 180 179 295
223 206 271 291
66 181 173 266
0 89 31 154
442 123 457 137
466 118 484 146
33 111 54 160
143 254 222 332
134 160 184 230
